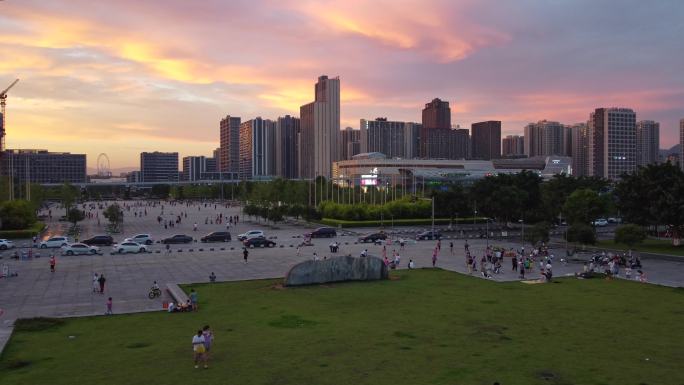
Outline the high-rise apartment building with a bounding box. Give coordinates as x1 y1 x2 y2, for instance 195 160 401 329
679 119 684 170
405 123 421 158
502 135 524 157
182 156 209 181
524 120 565 157
239 118 276 179
219 116 241 173
571 123 588 176
275 115 300 179
140 152 179 182
340 126 361 160
420 98 451 158
588 108 637 179
563 125 573 158
636 120 659 167
360 118 408 158
471 121 501 160
299 75 340 179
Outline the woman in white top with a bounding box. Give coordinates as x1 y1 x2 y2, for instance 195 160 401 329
192 330 206 368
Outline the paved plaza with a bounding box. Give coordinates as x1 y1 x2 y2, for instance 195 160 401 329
1 200 684 352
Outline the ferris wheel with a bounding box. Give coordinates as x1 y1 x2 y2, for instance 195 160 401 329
97 153 111 177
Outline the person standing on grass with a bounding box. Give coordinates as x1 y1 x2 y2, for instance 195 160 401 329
49 255 56 273
98 274 106 294
105 297 113 315
202 325 214 366
192 330 207 369
190 289 198 311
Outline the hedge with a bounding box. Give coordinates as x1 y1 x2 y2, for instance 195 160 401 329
0 222 46 239
318 217 488 228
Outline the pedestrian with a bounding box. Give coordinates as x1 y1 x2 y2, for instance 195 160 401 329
437 239 441 251
432 249 437 267
313 252 319 261
92 273 99 293
202 325 213 366
512 255 518 271
49 255 56 272
98 274 106 293
449 242 454 255
408 259 415 269
190 289 198 311
394 251 400 267
105 297 113 315
296 245 301 256
464 241 469 252
192 330 207 369
243 248 248 263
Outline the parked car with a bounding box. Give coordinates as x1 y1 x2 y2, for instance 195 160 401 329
592 218 609 227
0 239 15 250
416 230 442 240
237 230 264 241
358 232 387 243
161 234 193 244
124 234 154 245
201 231 231 243
62 243 100 255
82 235 114 246
305 227 337 238
243 237 276 248
113 241 148 254
40 236 70 249
607 217 623 224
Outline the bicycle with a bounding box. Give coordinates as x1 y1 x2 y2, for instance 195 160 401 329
148 287 162 299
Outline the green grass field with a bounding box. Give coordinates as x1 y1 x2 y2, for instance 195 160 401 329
1 270 683 385
598 238 684 257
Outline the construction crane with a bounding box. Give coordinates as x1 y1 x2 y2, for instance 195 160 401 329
1 78 20 152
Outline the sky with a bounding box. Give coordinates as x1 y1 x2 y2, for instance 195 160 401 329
1 0 683 171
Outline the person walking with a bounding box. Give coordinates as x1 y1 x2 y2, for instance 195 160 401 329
449 242 454 255
192 330 207 369
243 248 249 263
432 248 438 267
49 255 56 273
92 273 99 293
98 274 106 294
105 297 113 315
202 325 213 366
437 239 441 251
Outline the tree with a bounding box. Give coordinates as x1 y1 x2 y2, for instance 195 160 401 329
66 208 85 226
563 188 608 225
566 223 596 245
103 204 123 225
0 200 37 230
525 222 550 245
150 184 170 199
60 183 79 212
614 224 646 249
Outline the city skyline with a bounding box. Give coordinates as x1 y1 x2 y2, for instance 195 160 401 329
1 0 683 169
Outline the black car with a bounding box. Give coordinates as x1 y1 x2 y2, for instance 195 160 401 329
416 230 441 240
82 235 114 246
201 231 231 243
161 234 193 244
306 227 337 238
358 233 387 243
243 237 276 248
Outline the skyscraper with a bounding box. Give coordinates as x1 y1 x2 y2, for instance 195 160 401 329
571 123 588 176
588 108 636 179
524 120 565 157
140 152 179 182
360 118 407 158
299 75 340 179
471 121 501 160
502 135 524 157
420 98 451 158
563 125 573 157
275 115 300 179
239 117 276 179
219 116 241 173
404 123 421 159
182 156 209 181
340 126 361 160
636 120 660 167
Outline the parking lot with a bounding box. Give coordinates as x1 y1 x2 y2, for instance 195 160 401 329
1 200 683 335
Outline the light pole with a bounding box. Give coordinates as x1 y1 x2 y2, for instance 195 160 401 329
519 218 524 253
431 196 435 233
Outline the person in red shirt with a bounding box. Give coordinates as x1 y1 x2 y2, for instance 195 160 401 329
49 255 56 272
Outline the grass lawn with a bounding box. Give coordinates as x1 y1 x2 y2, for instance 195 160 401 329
597 238 684 257
1 270 683 385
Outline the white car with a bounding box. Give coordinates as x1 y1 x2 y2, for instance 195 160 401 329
62 243 100 256
0 239 15 250
113 241 148 254
124 234 154 245
593 218 609 227
40 236 70 249
237 230 264 241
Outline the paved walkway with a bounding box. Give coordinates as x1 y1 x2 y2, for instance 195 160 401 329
2 200 683 353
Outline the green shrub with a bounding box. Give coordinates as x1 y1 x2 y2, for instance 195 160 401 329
0 222 45 239
319 217 487 228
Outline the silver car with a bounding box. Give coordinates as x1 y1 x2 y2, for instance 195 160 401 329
62 243 100 256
